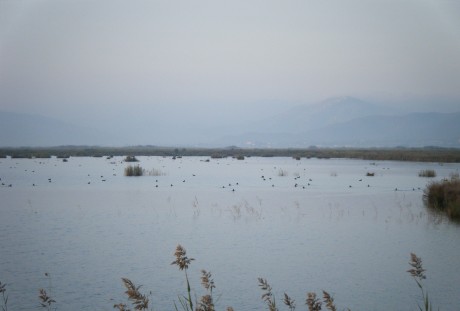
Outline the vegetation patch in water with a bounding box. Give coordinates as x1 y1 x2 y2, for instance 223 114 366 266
424 175 460 219
124 165 143 176
419 169 436 178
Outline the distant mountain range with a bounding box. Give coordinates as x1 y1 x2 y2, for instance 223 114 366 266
213 97 460 148
1 97 459 148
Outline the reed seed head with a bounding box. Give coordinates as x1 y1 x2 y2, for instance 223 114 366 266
283 292 296 311
197 294 215 311
201 270 215 292
407 253 426 280
121 278 149 310
38 288 55 308
322 291 336 311
171 244 194 271
306 292 321 311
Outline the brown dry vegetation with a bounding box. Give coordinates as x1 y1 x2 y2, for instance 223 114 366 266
424 176 460 219
1 146 460 163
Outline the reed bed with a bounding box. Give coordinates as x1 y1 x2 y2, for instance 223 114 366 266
0 246 438 311
419 169 436 178
3 146 460 163
124 165 143 176
424 175 460 219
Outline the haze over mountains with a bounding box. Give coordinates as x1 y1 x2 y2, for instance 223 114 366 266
1 97 459 148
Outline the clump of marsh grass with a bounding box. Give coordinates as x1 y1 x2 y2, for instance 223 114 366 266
124 156 139 162
407 253 436 311
125 165 143 176
419 169 436 178
423 176 460 219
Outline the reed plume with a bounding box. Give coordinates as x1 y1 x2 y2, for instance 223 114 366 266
283 292 296 311
258 278 278 311
171 244 194 271
120 278 149 310
38 288 55 310
322 291 336 311
200 270 215 293
171 244 194 311
306 292 321 311
407 253 434 311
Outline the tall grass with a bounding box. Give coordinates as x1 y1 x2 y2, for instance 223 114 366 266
124 165 143 176
424 176 460 219
0 248 440 311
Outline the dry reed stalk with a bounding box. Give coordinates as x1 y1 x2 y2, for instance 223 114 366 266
200 270 215 293
258 278 278 311
322 291 336 311
407 253 435 311
171 245 194 271
120 278 149 310
407 253 426 280
283 293 296 311
171 245 194 311
38 288 55 310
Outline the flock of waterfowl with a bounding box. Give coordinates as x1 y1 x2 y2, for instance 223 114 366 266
0 156 432 193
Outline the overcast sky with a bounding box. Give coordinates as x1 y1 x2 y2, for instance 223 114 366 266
1 0 459 128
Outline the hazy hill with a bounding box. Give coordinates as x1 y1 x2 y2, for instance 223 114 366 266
1 97 459 148
214 97 460 148
246 96 395 134
295 112 460 147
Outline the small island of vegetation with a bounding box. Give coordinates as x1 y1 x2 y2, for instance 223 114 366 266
424 173 460 220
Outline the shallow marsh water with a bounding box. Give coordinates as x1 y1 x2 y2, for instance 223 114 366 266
1 156 460 310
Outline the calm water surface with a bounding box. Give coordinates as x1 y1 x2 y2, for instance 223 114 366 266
1 156 459 310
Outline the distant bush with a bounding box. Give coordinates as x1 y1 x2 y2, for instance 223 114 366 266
419 169 436 178
424 176 460 219
235 155 245 160
124 155 139 162
124 165 143 176
366 172 375 177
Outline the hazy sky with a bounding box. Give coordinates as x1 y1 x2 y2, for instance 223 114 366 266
1 0 460 127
